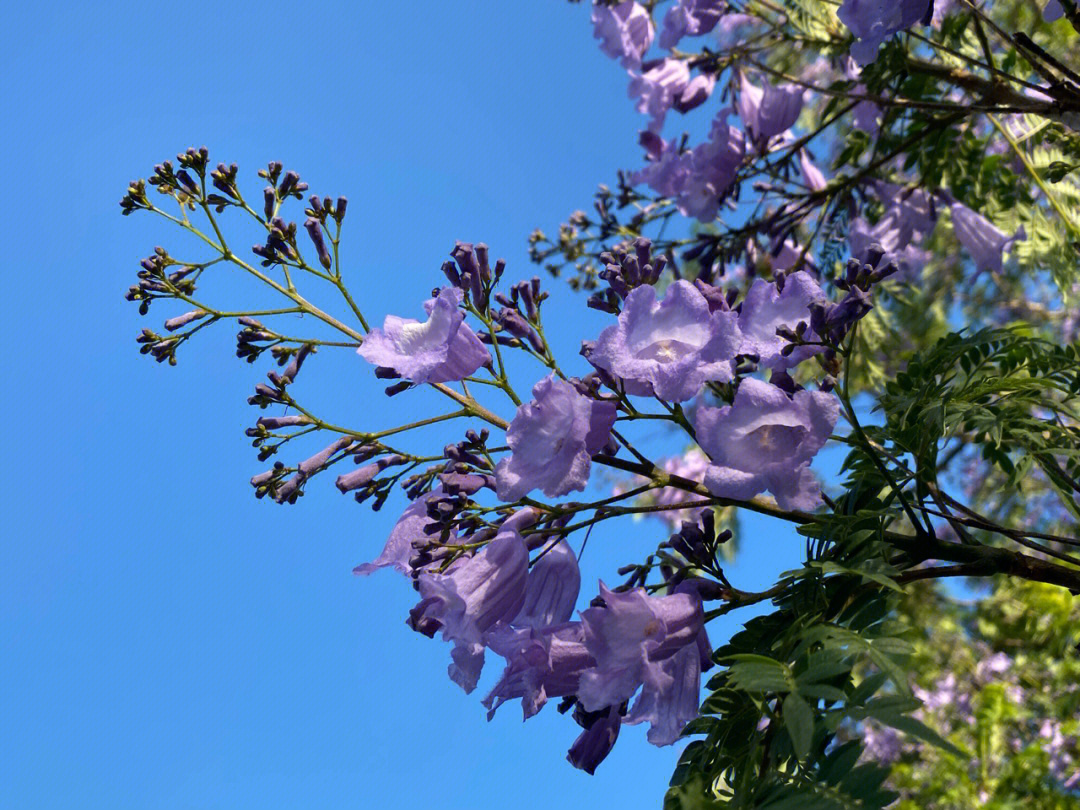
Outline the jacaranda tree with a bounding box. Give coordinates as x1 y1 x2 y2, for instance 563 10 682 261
119 1 1080 805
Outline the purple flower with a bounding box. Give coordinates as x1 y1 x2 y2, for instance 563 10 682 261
592 1 654 68
514 539 581 630
495 376 618 501
354 489 453 576
577 583 704 717
623 641 702 745
567 705 623 774
589 280 742 401
950 203 1025 274
799 149 828 191
1044 0 1064 21
483 621 593 719
837 0 932 66
695 378 839 510
737 271 827 369
736 73 804 148
659 0 725 48
632 113 745 222
357 287 489 384
409 529 530 693
861 722 901 763
672 72 716 114
628 58 690 132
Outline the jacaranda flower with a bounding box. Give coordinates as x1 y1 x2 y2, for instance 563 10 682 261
695 378 839 510
837 0 931 66
590 280 742 402
592 1 654 68
736 73 804 148
737 271 826 369
357 287 489 383
495 376 618 501
950 203 1025 274
659 0 725 49
408 529 529 693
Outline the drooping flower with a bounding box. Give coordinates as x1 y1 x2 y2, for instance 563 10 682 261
632 113 745 222
513 539 581 630
357 287 489 383
737 271 827 369
695 378 839 510
659 0 725 48
950 203 1025 274
408 529 530 693
837 0 932 66
589 280 742 401
628 58 690 132
592 1 654 68
623 641 702 745
736 73 804 148
495 376 618 501
483 621 593 720
354 489 455 577
577 583 704 717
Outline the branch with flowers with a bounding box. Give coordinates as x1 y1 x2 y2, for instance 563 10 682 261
119 0 1080 806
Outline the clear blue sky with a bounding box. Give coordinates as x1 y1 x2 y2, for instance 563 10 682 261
1 3 808 808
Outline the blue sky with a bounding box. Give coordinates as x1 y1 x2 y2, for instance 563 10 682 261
1 3 810 808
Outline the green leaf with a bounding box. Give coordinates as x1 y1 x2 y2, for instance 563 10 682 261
783 692 814 762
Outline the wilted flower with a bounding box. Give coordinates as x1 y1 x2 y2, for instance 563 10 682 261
590 280 742 401
567 705 623 774
357 287 489 383
495 376 618 501
696 378 839 510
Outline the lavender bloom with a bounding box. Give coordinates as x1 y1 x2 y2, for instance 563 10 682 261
494 376 617 501
590 280 742 401
592 1 654 68
837 0 932 66
357 287 489 383
696 378 839 510
1044 0 1064 21
672 72 716 114
483 621 593 719
861 721 901 763
623 642 702 745
950 203 1025 274
513 539 581 630
409 530 530 693
798 149 827 191
567 705 623 774
659 0 725 49
849 182 936 274
632 113 745 222
577 582 704 715
353 489 453 576
736 73 804 148
737 271 827 369
628 58 690 133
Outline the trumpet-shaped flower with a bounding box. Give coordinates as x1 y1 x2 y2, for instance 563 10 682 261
737 271 826 369
357 287 489 383
495 376 618 501
590 280 742 401
696 378 839 510
592 1 654 68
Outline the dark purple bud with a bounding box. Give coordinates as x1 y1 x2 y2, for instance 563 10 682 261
437 472 490 496
308 194 322 213
250 470 275 487
304 217 332 270
693 279 729 312
282 344 312 384
441 259 461 288
374 365 401 380
263 186 275 220
567 706 622 775
475 243 492 283
385 380 412 396
238 317 264 329
297 436 353 476
257 415 313 429
493 258 506 282
336 464 380 493
587 293 617 314
164 310 208 331
451 242 485 305
279 171 299 197
335 197 348 221
274 475 302 504
175 170 199 195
